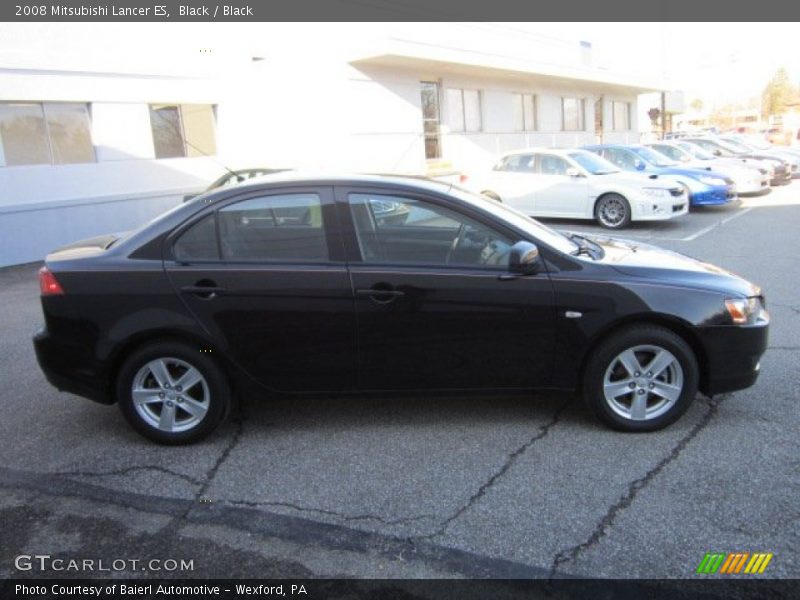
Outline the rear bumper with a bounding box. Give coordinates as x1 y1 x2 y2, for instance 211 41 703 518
33 327 113 404
697 321 769 396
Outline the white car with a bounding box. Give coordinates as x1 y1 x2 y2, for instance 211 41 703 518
463 148 689 229
647 141 769 195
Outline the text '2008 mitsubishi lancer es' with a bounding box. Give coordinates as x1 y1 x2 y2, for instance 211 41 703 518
33 173 769 444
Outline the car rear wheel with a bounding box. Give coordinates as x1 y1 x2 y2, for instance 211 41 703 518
482 191 502 202
594 193 631 229
117 341 230 444
583 326 699 432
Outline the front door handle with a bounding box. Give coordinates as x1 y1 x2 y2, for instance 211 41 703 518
181 280 225 299
355 285 405 304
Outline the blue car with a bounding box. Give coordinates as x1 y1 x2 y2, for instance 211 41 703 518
583 144 738 207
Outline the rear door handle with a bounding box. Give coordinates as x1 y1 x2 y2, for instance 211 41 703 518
355 286 405 304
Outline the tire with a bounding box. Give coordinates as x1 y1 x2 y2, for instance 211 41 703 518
117 340 231 445
482 191 502 203
594 193 632 229
582 325 699 432
678 183 695 210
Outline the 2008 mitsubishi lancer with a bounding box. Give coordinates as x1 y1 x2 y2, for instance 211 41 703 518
34 173 769 444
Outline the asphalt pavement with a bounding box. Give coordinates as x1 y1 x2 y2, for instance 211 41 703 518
1 185 798 585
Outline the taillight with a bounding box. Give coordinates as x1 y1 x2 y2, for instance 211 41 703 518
39 266 64 296
459 173 469 184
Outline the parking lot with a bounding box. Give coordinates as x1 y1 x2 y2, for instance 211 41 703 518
1 185 798 582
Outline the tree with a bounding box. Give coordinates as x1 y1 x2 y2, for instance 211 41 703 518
761 68 797 118
690 98 704 112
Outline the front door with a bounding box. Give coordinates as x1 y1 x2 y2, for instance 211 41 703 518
338 186 557 391
532 153 591 217
164 187 356 392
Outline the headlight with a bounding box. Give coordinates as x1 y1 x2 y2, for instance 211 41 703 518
698 176 726 186
642 187 668 197
725 297 768 325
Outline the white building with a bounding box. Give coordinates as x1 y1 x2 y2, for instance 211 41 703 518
0 23 665 267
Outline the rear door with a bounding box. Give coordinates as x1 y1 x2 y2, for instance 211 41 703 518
337 185 557 391
164 186 356 392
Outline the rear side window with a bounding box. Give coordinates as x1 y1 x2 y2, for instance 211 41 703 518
217 193 327 262
174 214 219 261
495 154 534 172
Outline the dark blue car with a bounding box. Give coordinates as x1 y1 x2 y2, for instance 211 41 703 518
583 144 738 206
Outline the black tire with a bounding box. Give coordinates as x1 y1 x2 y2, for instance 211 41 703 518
582 325 699 432
117 340 230 445
482 191 502 203
594 193 632 229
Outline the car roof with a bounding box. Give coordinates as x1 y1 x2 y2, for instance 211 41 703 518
497 147 592 158
215 170 455 196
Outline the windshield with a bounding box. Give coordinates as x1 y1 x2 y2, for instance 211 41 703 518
721 137 755 153
568 151 620 175
677 142 716 161
448 184 578 254
738 136 771 150
629 146 677 167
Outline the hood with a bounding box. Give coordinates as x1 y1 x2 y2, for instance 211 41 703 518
585 235 760 297
657 165 729 181
602 170 680 189
46 232 129 262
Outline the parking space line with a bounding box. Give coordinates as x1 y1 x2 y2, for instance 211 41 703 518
662 208 753 242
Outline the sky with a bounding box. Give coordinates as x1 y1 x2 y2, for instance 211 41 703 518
533 22 800 107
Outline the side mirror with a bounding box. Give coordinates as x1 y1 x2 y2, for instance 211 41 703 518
713 149 722 157
565 168 583 178
634 159 646 171
509 241 542 275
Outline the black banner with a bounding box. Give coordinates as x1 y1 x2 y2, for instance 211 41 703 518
3 578 799 600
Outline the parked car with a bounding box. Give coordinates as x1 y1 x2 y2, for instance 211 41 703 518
34 173 769 443
646 141 769 195
720 135 800 176
183 168 291 202
682 138 792 185
583 144 738 206
462 148 688 229
671 140 776 183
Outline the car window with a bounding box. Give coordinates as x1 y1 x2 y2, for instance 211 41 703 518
495 154 534 172
348 193 514 268
217 193 328 261
537 154 570 175
603 148 638 170
652 145 683 162
174 214 219 261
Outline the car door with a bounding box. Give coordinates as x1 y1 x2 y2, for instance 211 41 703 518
164 186 357 392
484 153 539 212
337 185 557 391
531 153 591 217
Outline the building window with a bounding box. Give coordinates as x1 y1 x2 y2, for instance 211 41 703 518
562 97 586 132
446 88 482 133
420 82 441 160
0 102 94 167
512 93 537 132
612 101 631 131
149 104 217 159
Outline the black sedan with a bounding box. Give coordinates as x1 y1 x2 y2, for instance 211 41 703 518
34 174 769 444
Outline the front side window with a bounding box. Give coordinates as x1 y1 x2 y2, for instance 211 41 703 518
0 102 94 166
446 88 482 133
562 97 586 131
174 214 219 261
349 193 513 268
149 104 217 159
538 154 571 176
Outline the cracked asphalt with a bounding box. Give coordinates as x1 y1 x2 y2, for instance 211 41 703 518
1 186 798 583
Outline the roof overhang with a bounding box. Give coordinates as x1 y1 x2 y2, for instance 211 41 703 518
350 39 666 96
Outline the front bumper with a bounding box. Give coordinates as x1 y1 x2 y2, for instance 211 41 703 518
690 184 738 206
33 327 112 404
697 321 769 396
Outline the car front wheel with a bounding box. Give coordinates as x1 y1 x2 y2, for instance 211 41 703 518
583 326 699 432
594 193 632 229
117 340 230 444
